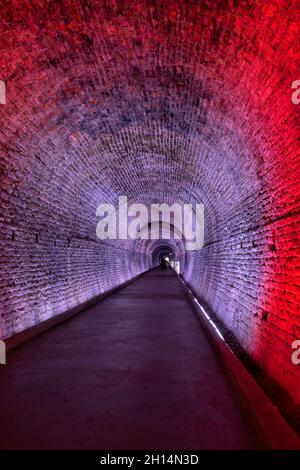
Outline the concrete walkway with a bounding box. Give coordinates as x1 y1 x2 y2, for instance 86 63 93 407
0 268 264 449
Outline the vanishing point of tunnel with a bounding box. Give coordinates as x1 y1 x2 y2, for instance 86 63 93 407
0 0 299 452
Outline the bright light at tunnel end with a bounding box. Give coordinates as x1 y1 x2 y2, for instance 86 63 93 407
95 195 204 251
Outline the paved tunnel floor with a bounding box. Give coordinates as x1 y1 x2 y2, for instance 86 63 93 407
0 268 264 449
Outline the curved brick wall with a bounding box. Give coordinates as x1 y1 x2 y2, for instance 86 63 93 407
0 1 299 422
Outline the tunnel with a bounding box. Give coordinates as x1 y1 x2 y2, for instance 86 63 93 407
0 0 299 452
